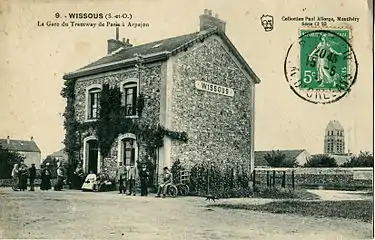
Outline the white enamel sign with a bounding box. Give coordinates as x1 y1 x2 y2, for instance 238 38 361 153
195 81 234 97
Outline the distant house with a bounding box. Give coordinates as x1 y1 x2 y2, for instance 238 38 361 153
254 149 311 167
0 136 41 167
47 148 68 163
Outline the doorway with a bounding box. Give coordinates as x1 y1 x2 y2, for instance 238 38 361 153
87 139 99 174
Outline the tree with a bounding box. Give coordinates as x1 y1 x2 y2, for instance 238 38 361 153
0 145 25 179
304 154 338 167
341 151 374 167
264 150 297 167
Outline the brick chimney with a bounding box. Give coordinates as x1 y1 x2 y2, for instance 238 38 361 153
7 136 10 144
107 27 133 54
199 9 226 33
122 38 133 48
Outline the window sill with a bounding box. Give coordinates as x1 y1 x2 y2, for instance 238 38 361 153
125 115 139 119
84 119 98 123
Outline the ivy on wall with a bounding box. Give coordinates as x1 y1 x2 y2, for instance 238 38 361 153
61 79 80 166
61 82 188 166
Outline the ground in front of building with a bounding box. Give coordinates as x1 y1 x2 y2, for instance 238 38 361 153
0 188 372 239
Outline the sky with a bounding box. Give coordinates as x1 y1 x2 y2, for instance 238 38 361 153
0 0 373 159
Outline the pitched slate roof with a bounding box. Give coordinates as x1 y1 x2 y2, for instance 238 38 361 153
0 138 41 153
80 32 201 70
326 120 344 131
254 149 306 166
63 27 261 84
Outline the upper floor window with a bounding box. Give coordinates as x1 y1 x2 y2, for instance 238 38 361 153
86 85 102 120
121 80 138 117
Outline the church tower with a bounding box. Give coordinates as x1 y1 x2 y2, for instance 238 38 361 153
324 120 345 155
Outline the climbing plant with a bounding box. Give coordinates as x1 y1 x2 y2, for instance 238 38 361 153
61 78 80 166
61 82 188 162
96 84 122 158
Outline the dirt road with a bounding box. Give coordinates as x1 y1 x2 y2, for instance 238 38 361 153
0 188 372 239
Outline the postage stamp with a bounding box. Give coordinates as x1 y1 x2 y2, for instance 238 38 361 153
284 28 358 104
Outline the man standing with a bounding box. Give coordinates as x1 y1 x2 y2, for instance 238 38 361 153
28 164 36 191
116 162 126 194
127 165 137 196
155 167 173 198
139 163 150 196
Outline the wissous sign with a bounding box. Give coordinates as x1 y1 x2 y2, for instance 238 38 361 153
195 80 234 97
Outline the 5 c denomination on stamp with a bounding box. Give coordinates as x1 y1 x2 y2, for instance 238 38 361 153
284 29 358 104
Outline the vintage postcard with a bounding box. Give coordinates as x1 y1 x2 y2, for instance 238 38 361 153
0 0 373 239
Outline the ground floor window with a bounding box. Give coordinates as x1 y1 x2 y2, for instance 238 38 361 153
122 138 136 166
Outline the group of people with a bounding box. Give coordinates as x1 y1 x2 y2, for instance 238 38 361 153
11 161 65 192
11 160 36 191
81 170 112 192
116 163 174 198
116 162 146 195
11 159 174 197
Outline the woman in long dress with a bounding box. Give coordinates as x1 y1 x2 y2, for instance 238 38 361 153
73 163 84 189
81 171 98 192
40 163 52 190
18 163 28 191
11 164 19 191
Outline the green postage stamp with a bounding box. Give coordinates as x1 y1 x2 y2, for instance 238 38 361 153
284 29 358 104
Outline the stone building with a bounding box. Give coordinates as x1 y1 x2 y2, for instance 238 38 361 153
62 9 261 181
0 136 41 167
48 148 68 163
324 120 345 155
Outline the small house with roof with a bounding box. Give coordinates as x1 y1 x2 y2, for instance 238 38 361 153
62 9 261 182
254 149 311 167
47 148 68 163
0 136 41 167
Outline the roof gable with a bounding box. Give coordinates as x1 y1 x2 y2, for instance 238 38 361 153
326 120 344 131
0 139 41 153
63 28 260 84
50 148 67 156
254 149 306 166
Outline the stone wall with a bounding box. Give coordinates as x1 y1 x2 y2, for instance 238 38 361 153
254 168 373 190
0 178 58 187
170 36 254 171
73 63 162 178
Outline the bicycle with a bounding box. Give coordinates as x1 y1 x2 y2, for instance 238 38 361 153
155 183 178 198
175 169 190 196
165 183 178 198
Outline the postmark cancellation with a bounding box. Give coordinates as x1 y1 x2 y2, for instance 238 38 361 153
284 28 358 104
